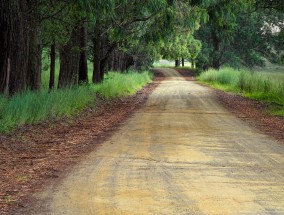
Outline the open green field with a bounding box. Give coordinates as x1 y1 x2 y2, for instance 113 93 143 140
198 67 284 116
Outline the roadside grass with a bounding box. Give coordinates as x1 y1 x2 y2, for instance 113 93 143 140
0 71 153 133
198 67 284 116
92 71 153 99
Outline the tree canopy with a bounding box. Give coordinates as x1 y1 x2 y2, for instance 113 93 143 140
0 0 283 94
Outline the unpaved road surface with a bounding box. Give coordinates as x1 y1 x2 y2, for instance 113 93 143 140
26 69 284 214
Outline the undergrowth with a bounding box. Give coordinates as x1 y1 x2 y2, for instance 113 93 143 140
0 71 153 133
198 67 284 116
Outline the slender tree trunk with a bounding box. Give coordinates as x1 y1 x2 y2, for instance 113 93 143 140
28 17 42 91
175 59 180 67
93 21 101 83
49 43 55 90
182 58 185 67
134 55 140 71
211 30 220 70
107 55 112 71
113 50 119 71
191 59 195 69
119 53 124 71
58 26 80 88
100 42 117 79
78 19 88 84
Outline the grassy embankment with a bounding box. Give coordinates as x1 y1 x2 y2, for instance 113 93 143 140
198 67 284 116
0 61 153 133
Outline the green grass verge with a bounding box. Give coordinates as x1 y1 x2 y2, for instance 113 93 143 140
198 67 284 116
92 71 153 99
0 71 153 133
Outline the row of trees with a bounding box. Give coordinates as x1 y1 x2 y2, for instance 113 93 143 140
0 0 207 95
195 0 284 70
1 0 283 95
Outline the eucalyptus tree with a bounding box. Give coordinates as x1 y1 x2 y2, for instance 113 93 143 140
0 0 82 93
41 0 93 88
56 2 86 88
195 0 284 69
0 0 37 94
90 0 171 83
162 33 202 67
107 0 208 71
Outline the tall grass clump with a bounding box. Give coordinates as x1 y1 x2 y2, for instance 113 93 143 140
0 70 153 133
0 87 95 133
199 67 239 86
92 71 153 99
199 67 284 115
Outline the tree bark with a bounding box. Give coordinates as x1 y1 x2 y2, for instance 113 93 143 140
27 16 42 91
78 20 88 84
49 43 56 90
92 21 102 83
0 0 30 95
100 42 117 78
112 50 119 71
58 26 80 88
182 58 185 67
0 11 9 94
134 55 141 71
211 30 221 70
175 59 180 67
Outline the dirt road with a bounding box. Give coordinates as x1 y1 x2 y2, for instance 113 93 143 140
27 68 284 214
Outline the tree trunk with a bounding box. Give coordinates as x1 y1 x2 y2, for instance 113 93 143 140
28 18 42 91
49 43 56 90
107 55 112 71
0 11 9 94
100 41 117 79
182 58 185 67
175 59 180 67
134 55 141 71
58 27 80 88
92 22 102 83
78 20 88 84
113 50 119 71
211 30 221 70
0 0 30 95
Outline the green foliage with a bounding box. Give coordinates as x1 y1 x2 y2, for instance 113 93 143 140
0 71 153 133
105 0 208 66
195 0 284 69
162 34 202 61
199 67 284 115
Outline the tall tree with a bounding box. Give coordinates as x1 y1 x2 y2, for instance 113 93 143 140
78 19 88 83
58 25 81 88
0 0 30 95
195 0 284 69
27 1 42 91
